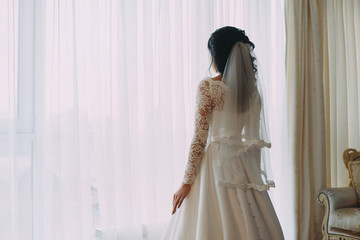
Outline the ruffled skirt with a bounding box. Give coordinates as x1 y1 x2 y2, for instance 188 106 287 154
161 143 284 240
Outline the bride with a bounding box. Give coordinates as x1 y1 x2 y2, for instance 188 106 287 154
162 26 284 240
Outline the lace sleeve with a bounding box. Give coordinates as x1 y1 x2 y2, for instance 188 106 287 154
183 80 212 184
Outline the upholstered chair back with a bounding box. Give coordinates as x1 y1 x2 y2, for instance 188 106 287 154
343 148 360 204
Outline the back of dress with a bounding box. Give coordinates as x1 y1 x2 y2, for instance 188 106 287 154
210 85 262 141
208 77 272 190
183 42 273 190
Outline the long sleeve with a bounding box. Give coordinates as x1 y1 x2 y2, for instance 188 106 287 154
183 80 212 184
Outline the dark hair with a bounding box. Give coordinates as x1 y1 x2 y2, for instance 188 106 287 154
207 26 257 74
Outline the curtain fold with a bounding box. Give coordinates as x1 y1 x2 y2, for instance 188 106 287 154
285 0 328 239
1 0 288 239
326 0 360 188
286 0 360 239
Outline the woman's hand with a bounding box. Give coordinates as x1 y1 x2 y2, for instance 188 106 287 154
172 182 192 215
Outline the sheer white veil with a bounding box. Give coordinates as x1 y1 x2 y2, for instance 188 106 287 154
212 42 274 190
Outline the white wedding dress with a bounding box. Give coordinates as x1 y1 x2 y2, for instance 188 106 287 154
161 76 284 240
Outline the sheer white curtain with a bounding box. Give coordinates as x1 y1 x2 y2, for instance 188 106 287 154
1 0 289 239
326 0 360 187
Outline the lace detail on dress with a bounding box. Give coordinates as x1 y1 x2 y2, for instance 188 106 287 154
211 80 227 111
211 136 271 147
216 180 275 191
183 79 212 184
183 79 228 184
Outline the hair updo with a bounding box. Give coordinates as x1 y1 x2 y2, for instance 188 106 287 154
207 26 257 75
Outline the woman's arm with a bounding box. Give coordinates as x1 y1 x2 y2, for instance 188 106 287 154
183 79 212 184
172 79 212 214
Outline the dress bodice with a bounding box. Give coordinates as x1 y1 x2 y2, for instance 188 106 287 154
183 77 264 184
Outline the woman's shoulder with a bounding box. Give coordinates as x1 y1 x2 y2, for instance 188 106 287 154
196 77 226 97
199 76 224 85
197 77 211 88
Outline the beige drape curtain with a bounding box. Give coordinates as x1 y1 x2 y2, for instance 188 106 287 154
286 0 360 239
326 0 360 188
285 0 328 239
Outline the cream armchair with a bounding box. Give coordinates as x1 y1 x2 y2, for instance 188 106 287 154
318 148 360 240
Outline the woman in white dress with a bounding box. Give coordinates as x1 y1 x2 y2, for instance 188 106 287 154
162 26 284 240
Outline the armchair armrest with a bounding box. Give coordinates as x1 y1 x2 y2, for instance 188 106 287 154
318 187 358 210
318 187 360 239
